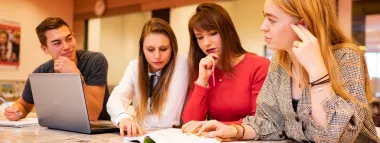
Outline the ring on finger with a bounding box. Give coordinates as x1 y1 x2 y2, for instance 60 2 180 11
293 41 301 47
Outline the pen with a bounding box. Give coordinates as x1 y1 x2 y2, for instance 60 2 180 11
212 58 215 87
0 96 21 117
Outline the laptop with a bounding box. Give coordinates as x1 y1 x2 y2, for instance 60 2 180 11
29 73 118 134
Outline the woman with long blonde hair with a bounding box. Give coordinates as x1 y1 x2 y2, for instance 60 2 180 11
107 18 188 137
186 0 380 142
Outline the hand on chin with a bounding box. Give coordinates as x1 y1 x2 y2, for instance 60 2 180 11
54 56 79 73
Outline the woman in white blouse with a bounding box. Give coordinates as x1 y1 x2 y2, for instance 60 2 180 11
107 18 188 137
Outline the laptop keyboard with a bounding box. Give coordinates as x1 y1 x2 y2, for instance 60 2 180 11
90 124 113 129
90 121 117 130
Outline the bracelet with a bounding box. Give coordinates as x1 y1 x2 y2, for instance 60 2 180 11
311 82 331 93
310 74 328 85
238 124 245 140
230 124 241 141
310 78 330 87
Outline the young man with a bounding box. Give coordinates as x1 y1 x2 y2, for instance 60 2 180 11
4 17 110 121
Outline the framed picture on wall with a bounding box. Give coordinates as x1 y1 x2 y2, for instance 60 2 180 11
0 19 20 67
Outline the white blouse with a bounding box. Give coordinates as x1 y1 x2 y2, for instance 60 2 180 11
107 55 189 129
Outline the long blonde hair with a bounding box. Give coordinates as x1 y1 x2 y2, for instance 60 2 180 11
272 0 372 103
137 18 178 121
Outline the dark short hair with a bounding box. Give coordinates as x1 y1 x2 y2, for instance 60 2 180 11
35 17 69 46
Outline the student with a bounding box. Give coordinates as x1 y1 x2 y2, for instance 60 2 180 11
192 0 380 142
181 3 270 133
4 17 110 121
107 18 188 137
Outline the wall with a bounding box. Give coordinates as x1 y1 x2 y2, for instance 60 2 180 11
74 0 216 20
88 18 101 52
74 0 223 52
74 20 85 50
91 12 151 85
338 0 352 39
230 0 265 56
0 0 74 80
169 4 198 56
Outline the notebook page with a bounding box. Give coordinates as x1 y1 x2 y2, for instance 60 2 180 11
0 118 38 128
146 128 220 143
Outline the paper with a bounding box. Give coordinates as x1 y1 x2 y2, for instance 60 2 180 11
0 118 38 128
124 128 220 143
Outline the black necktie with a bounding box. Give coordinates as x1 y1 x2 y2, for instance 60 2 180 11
149 74 156 98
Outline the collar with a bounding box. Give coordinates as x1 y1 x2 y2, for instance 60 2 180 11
148 70 162 77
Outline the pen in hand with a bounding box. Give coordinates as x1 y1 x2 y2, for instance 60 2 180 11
0 96 21 117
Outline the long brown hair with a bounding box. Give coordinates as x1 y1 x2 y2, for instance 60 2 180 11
272 0 373 103
188 3 247 89
137 18 178 121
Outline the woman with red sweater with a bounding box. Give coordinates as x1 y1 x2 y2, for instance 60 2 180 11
181 3 270 133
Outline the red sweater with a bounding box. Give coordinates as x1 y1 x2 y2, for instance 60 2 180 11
182 53 270 124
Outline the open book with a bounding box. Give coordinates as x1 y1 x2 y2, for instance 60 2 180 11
124 128 221 143
0 118 39 128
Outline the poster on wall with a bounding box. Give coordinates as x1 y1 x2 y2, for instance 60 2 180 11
0 19 20 67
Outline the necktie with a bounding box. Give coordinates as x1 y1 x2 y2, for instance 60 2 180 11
149 74 156 109
149 74 156 98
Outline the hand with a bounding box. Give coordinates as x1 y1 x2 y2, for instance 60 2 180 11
290 24 328 79
54 56 80 73
118 118 145 137
197 120 237 139
196 53 220 87
181 120 205 134
4 106 22 121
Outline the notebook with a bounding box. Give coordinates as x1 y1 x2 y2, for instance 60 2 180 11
124 128 220 143
0 118 38 128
